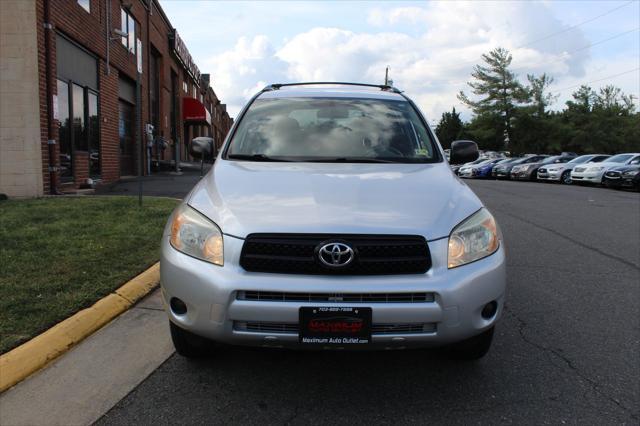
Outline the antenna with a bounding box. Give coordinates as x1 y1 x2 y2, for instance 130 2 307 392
384 66 389 86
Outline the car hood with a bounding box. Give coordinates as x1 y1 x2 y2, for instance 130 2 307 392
187 160 483 240
584 161 627 170
611 165 640 172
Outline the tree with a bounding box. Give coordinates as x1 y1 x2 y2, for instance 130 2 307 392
458 47 528 150
526 73 557 117
508 74 559 154
562 85 638 153
435 107 464 149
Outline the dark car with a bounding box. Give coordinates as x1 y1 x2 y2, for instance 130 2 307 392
511 154 576 181
603 165 640 191
493 155 547 180
489 157 519 178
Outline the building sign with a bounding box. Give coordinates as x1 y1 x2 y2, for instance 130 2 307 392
169 29 201 84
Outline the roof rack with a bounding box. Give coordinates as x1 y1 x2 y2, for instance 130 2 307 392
263 82 402 93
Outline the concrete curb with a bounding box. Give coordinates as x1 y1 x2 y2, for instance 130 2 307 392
0 263 161 393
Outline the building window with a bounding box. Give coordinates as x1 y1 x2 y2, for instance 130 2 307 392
57 80 72 181
121 8 136 54
118 101 135 175
56 79 100 180
192 85 197 99
78 0 90 12
88 91 100 177
183 80 188 93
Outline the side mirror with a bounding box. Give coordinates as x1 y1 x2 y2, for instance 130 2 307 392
450 140 479 165
190 137 215 159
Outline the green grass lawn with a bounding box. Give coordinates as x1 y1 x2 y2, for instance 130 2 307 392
0 196 178 354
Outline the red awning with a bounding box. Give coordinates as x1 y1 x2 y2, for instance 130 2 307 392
182 97 211 125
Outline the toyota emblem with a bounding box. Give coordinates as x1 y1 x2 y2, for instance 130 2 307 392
318 242 354 267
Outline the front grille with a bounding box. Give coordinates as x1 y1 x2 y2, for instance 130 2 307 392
237 291 435 303
240 234 431 275
234 321 437 335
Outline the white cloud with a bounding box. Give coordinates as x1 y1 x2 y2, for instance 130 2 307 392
204 2 635 121
205 36 288 115
367 7 431 27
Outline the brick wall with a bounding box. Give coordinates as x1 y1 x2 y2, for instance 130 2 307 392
32 0 231 193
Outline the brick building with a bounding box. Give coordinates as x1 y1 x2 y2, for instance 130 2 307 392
0 0 233 197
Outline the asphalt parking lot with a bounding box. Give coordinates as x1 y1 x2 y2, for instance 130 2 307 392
98 180 639 425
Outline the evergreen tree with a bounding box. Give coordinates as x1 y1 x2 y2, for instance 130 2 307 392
458 47 528 150
526 74 557 117
435 107 464 149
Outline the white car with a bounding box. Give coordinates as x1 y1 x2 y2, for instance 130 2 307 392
161 82 506 360
571 153 640 184
537 154 610 184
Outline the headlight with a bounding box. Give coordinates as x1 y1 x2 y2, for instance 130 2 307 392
524 164 537 171
448 208 500 268
170 204 224 266
588 166 605 172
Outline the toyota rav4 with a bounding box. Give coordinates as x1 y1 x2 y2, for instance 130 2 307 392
161 82 506 360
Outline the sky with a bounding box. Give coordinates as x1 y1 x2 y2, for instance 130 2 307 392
159 0 640 122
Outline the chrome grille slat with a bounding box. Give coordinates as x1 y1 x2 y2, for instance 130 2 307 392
234 321 437 335
237 291 435 303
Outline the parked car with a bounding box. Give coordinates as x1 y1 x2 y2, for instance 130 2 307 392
491 157 520 178
509 155 549 180
537 154 610 184
497 155 548 180
459 158 506 179
452 157 488 175
161 82 506 360
571 153 640 184
602 165 640 191
511 154 576 181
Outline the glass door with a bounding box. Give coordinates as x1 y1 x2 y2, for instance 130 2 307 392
56 80 73 182
88 91 100 178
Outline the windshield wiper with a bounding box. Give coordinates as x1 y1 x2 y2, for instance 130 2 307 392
227 154 295 162
305 157 396 163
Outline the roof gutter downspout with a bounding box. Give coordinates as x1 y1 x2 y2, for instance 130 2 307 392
106 0 111 76
44 0 58 194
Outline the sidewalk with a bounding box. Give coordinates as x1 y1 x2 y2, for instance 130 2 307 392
95 164 210 199
0 290 173 426
0 168 207 425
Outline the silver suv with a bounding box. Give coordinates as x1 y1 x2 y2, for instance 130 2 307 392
161 83 506 360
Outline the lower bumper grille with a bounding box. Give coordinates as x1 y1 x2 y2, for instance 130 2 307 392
237 291 435 303
234 321 437 335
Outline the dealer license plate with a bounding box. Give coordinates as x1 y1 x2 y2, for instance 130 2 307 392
299 307 372 345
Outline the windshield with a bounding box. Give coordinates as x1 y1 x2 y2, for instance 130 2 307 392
569 155 593 164
606 154 633 163
225 97 437 163
466 158 487 166
541 156 570 164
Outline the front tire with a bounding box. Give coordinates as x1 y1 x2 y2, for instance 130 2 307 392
170 321 211 358
444 327 494 360
561 170 572 185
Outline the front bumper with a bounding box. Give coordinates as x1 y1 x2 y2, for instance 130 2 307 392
510 169 533 180
493 169 509 179
571 171 602 183
537 170 561 181
160 235 507 350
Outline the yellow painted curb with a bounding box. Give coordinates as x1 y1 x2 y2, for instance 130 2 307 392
0 262 160 393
